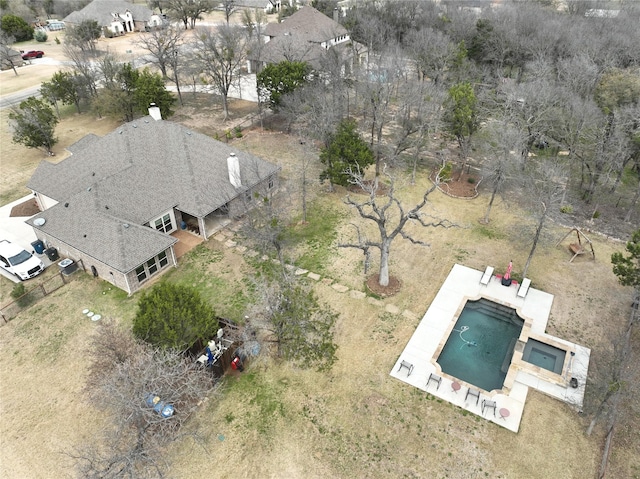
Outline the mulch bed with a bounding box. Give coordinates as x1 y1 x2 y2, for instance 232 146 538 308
10 198 40 217
366 274 402 297
431 171 481 199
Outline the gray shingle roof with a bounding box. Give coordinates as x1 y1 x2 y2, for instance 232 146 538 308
260 7 348 68
27 117 280 272
264 6 347 41
63 0 153 26
26 189 177 273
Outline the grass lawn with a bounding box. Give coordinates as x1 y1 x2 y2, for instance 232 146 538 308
1 88 638 478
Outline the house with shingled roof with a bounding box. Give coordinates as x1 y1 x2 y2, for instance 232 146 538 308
248 6 364 74
26 106 280 294
63 0 163 35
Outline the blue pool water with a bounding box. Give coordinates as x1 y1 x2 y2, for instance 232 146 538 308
522 339 565 374
436 298 524 392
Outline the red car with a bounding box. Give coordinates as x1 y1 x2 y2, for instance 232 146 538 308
21 50 44 60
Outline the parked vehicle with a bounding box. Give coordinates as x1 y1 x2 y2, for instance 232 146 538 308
21 50 44 60
0 240 45 280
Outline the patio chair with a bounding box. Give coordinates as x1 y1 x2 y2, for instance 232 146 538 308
427 373 442 390
397 360 414 376
465 388 480 406
481 399 496 416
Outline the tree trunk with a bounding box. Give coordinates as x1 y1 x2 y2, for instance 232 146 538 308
522 203 547 279
483 183 499 224
378 239 391 287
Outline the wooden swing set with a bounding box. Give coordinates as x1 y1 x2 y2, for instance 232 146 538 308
556 227 596 263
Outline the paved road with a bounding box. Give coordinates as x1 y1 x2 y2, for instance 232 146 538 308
0 85 43 109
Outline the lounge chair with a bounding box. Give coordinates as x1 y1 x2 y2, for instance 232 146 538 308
517 278 531 298
480 266 494 285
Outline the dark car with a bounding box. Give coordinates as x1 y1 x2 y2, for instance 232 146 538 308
21 50 44 60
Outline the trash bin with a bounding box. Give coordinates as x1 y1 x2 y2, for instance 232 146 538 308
31 239 45 254
58 258 78 275
45 247 59 261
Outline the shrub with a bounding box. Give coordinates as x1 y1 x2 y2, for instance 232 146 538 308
467 176 476 184
34 29 48 42
1 14 34 41
592 210 601 219
439 162 453 182
234 126 242 138
10 283 31 307
560 205 573 214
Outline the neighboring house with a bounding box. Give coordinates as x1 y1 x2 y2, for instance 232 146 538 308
234 0 281 14
63 0 162 35
26 106 280 295
1 48 24 70
248 6 363 74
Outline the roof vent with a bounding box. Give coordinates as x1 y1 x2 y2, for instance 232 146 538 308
64 202 69 207
123 223 129 228
133 124 137 128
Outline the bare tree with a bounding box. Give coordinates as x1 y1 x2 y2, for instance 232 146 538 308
167 0 214 29
220 0 236 25
342 169 454 287
63 43 99 98
477 116 526 224
248 273 338 372
137 24 186 104
70 321 217 478
521 158 568 279
137 24 183 79
195 25 247 120
0 32 20 76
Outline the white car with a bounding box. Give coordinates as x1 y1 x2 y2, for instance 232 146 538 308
0 240 45 281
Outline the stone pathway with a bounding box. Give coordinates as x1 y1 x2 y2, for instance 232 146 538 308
209 221 419 319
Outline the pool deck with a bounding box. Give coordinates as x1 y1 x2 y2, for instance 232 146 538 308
390 263 590 433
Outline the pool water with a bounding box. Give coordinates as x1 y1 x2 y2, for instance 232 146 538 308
522 339 565 374
436 298 524 392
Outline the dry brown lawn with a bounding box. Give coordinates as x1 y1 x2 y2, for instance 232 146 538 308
0 34 638 478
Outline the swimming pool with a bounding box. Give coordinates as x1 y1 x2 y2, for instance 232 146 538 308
436 298 524 392
522 339 566 374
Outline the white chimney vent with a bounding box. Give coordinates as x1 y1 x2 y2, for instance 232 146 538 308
148 103 162 121
227 153 241 188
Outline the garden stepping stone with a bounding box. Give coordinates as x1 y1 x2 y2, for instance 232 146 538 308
350 290 366 299
331 283 349 293
307 272 321 281
385 304 400 314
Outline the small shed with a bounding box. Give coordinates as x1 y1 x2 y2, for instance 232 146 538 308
556 227 596 263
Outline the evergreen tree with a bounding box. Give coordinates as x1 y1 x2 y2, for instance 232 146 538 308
9 97 59 155
320 118 374 187
133 282 219 350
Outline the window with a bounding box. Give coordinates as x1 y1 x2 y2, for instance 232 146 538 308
135 250 170 284
135 265 147 282
158 251 168 267
147 258 158 275
268 176 274 190
153 213 173 233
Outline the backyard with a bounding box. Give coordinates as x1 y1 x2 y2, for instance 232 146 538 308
0 36 638 477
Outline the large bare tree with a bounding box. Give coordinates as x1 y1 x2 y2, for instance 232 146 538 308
341 169 453 287
195 24 247 120
70 321 217 478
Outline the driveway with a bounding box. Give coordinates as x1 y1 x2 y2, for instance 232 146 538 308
0 195 46 283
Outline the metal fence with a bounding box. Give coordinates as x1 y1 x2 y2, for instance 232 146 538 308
1 259 84 324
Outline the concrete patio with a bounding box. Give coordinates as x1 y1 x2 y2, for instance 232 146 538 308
390 263 590 433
